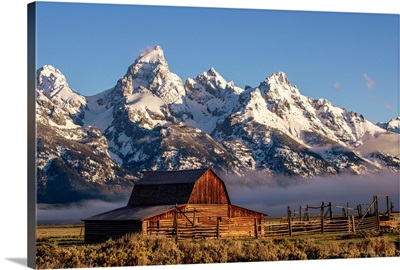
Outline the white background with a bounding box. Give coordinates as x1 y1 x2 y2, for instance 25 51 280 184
0 0 399 269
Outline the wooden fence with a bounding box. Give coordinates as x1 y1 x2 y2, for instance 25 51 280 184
147 216 263 241
265 195 397 237
264 215 379 237
146 195 398 241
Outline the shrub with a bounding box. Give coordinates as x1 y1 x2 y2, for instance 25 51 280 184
36 232 399 269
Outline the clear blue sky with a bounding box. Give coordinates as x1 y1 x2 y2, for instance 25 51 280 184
36 2 399 123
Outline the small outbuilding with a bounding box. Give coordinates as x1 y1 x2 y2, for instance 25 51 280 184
84 168 266 243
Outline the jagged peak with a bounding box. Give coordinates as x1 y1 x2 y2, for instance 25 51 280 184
200 67 231 86
206 67 220 77
36 65 70 94
137 45 166 64
266 71 291 85
258 71 304 100
37 65 66 81
124 45 169 78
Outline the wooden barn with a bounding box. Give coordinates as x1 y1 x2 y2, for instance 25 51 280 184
83 168 267 243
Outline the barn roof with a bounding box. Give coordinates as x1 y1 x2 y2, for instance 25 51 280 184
138 168 210 185
127 168 222 206
84 168 267 222
83 205 178 221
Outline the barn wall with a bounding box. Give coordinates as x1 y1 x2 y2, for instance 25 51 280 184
143 204 265 238
228 205 265 237
84 220 142 243
229 205 263 218
144 204 229 227
188 170 229 204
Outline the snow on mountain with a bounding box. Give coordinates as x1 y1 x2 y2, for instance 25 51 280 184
212 71 396 176
115 46 187 106
82 88 115 133
35 45 400 203
185 67 243 133
377 116 400 134
257 71 385 147
36 67 135 204
37 65 87 124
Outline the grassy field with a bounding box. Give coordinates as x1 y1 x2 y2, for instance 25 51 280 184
35 224 400 269
36 224 85 247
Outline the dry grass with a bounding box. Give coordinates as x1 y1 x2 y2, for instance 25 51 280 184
36 224 83 239
35 227 400 269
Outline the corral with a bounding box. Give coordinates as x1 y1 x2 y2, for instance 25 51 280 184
265 194 399 237
84 168 266 243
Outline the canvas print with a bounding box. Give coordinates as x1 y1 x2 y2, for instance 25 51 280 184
28 1 400 269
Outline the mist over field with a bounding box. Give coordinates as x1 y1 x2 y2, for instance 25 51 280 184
225 170 399 217
37 200 127 224
36 170 399 223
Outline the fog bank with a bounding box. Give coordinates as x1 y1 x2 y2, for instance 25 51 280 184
224 171 399 217
37 199 127 224
36 171 399 223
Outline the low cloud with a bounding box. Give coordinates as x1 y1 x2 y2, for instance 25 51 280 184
224 171 399 217
384 103 393 110
37 171 399 223
362 73 375 89
37 200 127 224
356 133 400 156
332 82 341 89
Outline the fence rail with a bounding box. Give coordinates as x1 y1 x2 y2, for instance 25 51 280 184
146 195 398 241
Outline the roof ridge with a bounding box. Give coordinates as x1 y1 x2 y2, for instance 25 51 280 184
140 167 210 174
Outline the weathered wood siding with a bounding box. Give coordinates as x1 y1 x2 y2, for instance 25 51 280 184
144 204 265 238
188 170 229 204
84 220 142 243
85 169 267 242
145 204 229 227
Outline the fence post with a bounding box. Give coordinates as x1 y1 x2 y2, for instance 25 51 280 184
329 202 333 220
299 205 302 222
217 217 220 239
347 215 351 233
374 195 380 230
254 218 258 239
287 206 292 236
142 220 148 236
174 205 179 243
390 199 394 214
386 196 390 219
351 215 355 233
320 202 324 234
306 205 310 221
260 215 265 237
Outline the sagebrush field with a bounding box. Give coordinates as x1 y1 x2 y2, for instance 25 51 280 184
36 225 400 269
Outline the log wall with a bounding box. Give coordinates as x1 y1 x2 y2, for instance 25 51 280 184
145 204 265 239
84 220 142 243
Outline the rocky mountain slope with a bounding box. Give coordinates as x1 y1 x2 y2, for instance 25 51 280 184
35 46 400 203
377 116 400 134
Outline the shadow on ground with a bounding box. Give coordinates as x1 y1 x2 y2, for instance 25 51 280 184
6 258 27 267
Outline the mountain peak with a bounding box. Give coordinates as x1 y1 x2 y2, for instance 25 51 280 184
37 65 66 82
206 67 220 77
267 71 290 85
37 65 69 96
137 45 165 63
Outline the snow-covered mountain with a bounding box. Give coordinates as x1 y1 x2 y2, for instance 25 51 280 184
184 67 243 133
377 116 400 134
36 66 136 204
211 71 396 176
35 46 400 203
